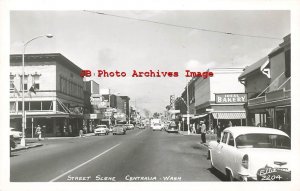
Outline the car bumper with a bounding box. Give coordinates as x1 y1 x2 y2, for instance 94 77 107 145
238 174 257 181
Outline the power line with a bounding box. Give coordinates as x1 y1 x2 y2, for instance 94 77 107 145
83 10 282 41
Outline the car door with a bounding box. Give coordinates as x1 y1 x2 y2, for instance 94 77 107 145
221 132 237 177
214 131 229 173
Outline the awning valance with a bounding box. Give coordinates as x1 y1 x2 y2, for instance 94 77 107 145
212 112 246 119
192 114 208 119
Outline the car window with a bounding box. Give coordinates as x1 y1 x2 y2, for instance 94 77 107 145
221 132 228 143
235 133 291 149
228 133 234 146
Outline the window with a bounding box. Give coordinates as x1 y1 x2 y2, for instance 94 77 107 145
10 102 16 113
235 134 290 149
42 101 52 110
32 75 40 90
10 74 15 91
222 132 228 143
18 101 29 111
30 101 41 110
20 75 28 91
228 133 235 146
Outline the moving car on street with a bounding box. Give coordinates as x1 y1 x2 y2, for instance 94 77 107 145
207 126 291 181
152 123 163 131
166 121 178 133
113 124 126 135
94 125 109 136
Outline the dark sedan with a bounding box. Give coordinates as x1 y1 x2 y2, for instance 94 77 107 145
112 125 126 135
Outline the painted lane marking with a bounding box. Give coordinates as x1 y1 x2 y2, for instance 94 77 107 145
49 143 120 182
134 130 145 136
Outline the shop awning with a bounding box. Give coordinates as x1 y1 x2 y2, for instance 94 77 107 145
212 112 246 119
192 114 208 119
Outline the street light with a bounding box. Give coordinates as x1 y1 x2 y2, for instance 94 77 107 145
20 34 54 147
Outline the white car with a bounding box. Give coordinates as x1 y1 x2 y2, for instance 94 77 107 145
94 125 109 136
152 123 163 131
208 126 291 181
10 128 23 140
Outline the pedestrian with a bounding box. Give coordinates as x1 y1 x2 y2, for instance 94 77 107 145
83 125 88 134
200 121 206 144
228 120 233 127
192 123 196 134
216 122 221 139
42 125 46 140
79 129 84 137
69 124 73 136
35 125 42 141
63 125 68 136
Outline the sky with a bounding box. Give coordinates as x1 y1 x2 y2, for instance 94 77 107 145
10 10 290 113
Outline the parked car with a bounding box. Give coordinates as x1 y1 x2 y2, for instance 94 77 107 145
208 126 291 181
138 124 145 129
94 125 109 136
125 124 134 130
10 128 23 140
152 123 163 131
113 124 126 135
166 122 178 133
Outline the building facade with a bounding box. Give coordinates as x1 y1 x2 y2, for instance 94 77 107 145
239 34 291 136
193 68 246 130
10 53 84 137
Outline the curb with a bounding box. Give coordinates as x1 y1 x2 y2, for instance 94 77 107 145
11 143 43 152
25 133 96 141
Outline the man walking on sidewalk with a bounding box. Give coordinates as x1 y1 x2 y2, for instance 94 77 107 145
200 121 206 143
35 125 42 141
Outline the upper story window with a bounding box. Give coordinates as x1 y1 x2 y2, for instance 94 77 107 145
32 74 41 90
20 75 28 91
10 74 15 91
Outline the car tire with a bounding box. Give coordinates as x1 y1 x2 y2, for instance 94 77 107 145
226 170 234 181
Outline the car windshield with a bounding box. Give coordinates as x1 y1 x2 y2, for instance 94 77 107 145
97 126 106 128
154 123 160 126
235 133 290 149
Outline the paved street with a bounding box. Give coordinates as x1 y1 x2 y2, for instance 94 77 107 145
10 128 223 182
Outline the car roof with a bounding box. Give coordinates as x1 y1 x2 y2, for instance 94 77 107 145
223 126 289 138
97 125 107 127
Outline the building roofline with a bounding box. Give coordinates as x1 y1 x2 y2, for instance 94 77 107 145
10 53 83 73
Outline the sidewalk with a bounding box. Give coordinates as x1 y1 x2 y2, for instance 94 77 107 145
11 142 43 152
178 131 218 147
11 133 96 152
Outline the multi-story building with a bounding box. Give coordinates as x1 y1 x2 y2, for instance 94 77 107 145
10 53 84 137
239 34 291 135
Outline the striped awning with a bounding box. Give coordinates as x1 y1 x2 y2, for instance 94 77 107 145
212 112 246 119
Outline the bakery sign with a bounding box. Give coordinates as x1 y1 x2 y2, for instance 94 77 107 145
215 93 247 104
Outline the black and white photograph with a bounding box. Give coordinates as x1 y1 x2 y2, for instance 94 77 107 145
1 0 300 191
